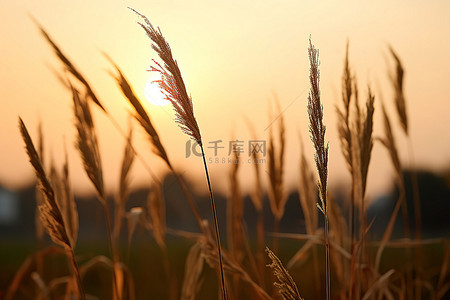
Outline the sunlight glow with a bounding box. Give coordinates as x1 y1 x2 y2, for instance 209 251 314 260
144 78 170 106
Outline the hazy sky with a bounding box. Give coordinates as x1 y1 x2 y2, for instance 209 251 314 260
1 0 450 200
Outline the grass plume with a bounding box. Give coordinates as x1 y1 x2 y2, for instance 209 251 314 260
108 59 171 166
388 46 407 135
131 8 227 299
34 19 105 112
307 38 331 300
19 118 85 300
266 247 303 300
267 98 286 253
267 99 287 222
71 84 121 299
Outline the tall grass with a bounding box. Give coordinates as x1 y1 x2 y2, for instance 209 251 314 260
306 38 330 300
130 9 227 299
6 12 450 300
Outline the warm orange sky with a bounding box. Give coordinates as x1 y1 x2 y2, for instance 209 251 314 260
1 1 450 200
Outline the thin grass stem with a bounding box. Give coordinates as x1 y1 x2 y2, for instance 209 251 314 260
200 144 227 300
68 249 86 300
325 214 331 300
100 199 121 300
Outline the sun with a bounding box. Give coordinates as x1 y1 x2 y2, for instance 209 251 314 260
144 78 170 106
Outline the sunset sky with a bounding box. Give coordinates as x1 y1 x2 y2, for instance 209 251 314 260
1 0 450 200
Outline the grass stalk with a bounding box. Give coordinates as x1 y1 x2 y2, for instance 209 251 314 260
325 216 331 299
307 38 330 300
407 139 422 300
267 97 286 255
131 9 227 297
68 249 86 300
101 197 122 300
200 144 227 299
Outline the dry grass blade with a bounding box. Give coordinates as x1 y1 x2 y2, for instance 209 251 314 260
108 58 171 165
246 120 263 212
375 105 407 271
267 98 286 222
266 247 303 300
246 120 266 284
126 207 144 245
50 147 79 247
4 247 64 300
118 127 135 207
273 231 352 261
62 147 78 247
71 85 105 201
298 135 318 235
33 19 105 112
19 118 86 300
181 242 204 300
361 269 395 300
251 149 263 210
227 150 261 293
327 194 348 289
31 272 49 299
349 88 375 298
131 8 201 144
35 121 46 279
227 150 244 262
71 83 119 298
147 184 166 249
107 56 203 233
379 102 412 239
19 118 72 250
286 239 315 269
380 103 401 174
336 43 359 270
198 233 272 300
114 126 135 242
146 184 176 300
78 256 135 300
112 128 135 299
359 88 375 197
388 46 407 135
298 135 321 297
336 41 354 173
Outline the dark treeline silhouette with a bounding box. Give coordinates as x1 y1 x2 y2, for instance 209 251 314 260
2 169 449 242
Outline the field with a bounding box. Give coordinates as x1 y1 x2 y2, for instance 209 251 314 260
2 8 450 300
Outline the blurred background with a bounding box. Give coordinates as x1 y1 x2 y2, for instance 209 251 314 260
1 0 450 198
1 1 450 297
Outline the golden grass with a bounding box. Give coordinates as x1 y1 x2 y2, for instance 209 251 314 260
19 118 85 300
9 13 450 300
307 38 331 300
266 247 302 300
131 8 227 299
267 97 287 253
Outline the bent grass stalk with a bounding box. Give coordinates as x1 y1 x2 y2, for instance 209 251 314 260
388 46 422 299
70 85 121 299
131 8 227 299
19 118 86 300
